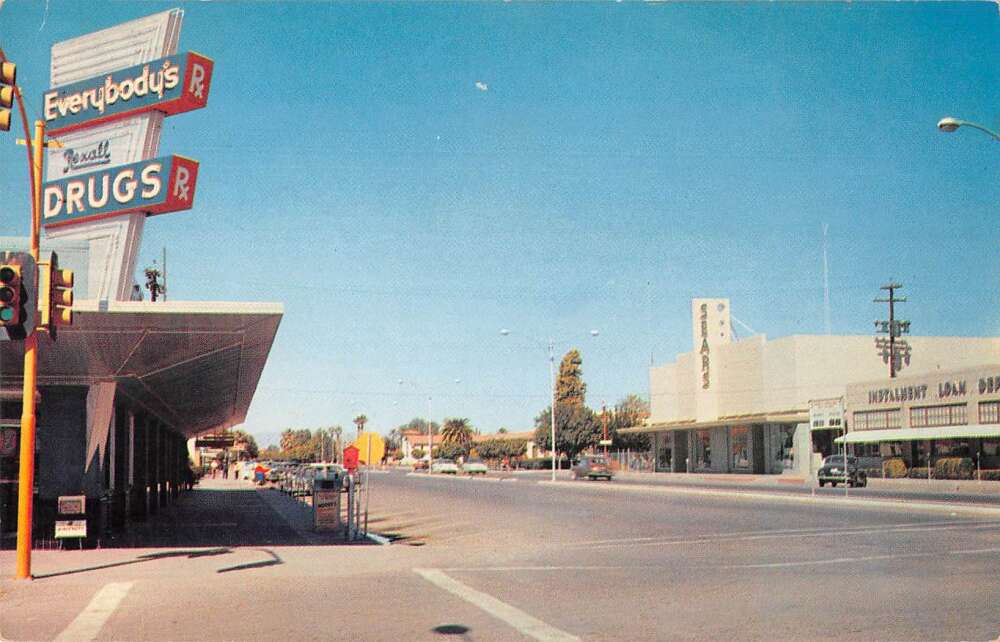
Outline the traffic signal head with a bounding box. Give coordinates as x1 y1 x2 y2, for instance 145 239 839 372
0 252 34 341
0 264 22 325
0 60 15 132
52 266 74 326
38 252 73 339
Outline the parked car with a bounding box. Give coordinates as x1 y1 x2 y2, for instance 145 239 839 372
572 455 613 481
431 459 459 474
818 455 867 488
461 458 488 475
413 460 429 471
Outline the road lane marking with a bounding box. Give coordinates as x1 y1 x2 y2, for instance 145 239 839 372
564 519 998 548
441 565 627 572
578 521 1000 551
724 546 1000 569
54 581 133 642
414 568 580 642
950 547 1000 555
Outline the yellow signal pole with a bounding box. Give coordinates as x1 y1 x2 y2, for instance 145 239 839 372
14 119 58 580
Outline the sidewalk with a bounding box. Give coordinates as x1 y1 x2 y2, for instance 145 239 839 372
603 470 1000 502
111 477 356 548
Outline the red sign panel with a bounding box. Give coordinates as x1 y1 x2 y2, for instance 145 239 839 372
343 445 359 472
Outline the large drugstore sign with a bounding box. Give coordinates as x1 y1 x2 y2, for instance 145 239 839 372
43 52 213 136
42 155 199 228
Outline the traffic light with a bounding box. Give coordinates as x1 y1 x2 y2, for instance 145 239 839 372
0 263 23 325
38 252 73 339
0 60 15 132
0 252 35 341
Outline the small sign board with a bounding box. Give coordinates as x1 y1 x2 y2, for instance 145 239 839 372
343 445 359 472
55 519 87 539
313 489 341 532
195 434 235 449
0 428 17 457
599 439 613 446
58 495 86 516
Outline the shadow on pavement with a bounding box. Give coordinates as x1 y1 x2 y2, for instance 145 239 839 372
33 548 233 580
105 481 363 549
216 548 282 573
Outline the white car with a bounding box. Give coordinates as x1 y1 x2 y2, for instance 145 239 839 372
431 459 459 474
461 459 488 475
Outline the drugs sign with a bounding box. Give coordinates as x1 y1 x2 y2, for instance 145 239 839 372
43 52 214 136
42 155 200 228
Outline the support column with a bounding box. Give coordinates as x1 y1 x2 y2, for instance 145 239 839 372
146 416 156 516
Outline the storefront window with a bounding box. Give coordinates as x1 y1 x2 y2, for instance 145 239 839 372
767 424 795 472
911 404 967 428
655 432 672 472
731 425 750 471
852 409 902 430
694 430 711 470
979 401 1000 424
935 439 972 457
879 442 906 458
982 440 1000 468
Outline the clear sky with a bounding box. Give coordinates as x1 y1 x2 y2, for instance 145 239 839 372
1 1 998 449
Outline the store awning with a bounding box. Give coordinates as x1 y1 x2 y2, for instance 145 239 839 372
619 411 808 434
0 299 282 438
835 425 1000 444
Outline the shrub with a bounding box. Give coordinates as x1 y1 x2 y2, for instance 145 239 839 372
909 466 934 479
882 457 908 479
975 469 1000 481
934 457 974 480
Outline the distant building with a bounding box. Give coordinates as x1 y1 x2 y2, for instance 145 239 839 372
621 298 1000 477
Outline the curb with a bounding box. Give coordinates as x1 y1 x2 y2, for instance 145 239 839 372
365 532 392 546
538 480 1000 518
405 473 518 483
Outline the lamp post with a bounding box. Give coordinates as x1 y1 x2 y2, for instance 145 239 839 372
500 329 599 482
397 378 460 474
937 116 1000 142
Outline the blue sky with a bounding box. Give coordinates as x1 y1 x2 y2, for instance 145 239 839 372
1 1 998 448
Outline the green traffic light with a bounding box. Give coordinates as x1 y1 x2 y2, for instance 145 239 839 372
0 307 13 322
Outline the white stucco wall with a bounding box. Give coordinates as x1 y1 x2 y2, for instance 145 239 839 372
650 334 1000 424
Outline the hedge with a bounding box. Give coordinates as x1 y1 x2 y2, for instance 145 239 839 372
882 457 908 479
934 457 974 480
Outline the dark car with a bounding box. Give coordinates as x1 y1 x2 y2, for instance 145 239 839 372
818 455 867 488
572 455 613 481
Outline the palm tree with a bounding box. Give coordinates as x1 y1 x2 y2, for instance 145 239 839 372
353 414 368 437
386 428 403 451
441 417 474 448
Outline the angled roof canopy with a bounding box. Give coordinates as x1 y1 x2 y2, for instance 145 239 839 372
0 300 282 438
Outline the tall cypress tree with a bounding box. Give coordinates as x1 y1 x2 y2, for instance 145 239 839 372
556 349 586 406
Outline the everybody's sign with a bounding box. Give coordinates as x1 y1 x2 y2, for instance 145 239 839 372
43 52 213 135
43 155 200 228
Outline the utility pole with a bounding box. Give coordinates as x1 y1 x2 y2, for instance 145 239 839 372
874 283 910 378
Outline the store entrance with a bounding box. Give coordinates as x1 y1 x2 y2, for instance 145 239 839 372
811 429 839 459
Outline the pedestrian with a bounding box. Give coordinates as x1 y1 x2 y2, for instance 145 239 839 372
211 460 219 479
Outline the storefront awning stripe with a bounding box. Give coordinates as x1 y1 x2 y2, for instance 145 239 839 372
619 413 809 434
835 424 1000 444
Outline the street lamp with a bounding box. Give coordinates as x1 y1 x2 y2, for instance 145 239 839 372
937 116 1000 141
500 328 599 482
397 378 460 474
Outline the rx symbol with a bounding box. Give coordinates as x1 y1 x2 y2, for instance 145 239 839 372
174 166 191 201
189 64 206 99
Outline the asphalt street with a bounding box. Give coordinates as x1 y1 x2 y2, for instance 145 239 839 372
2 472 999 641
